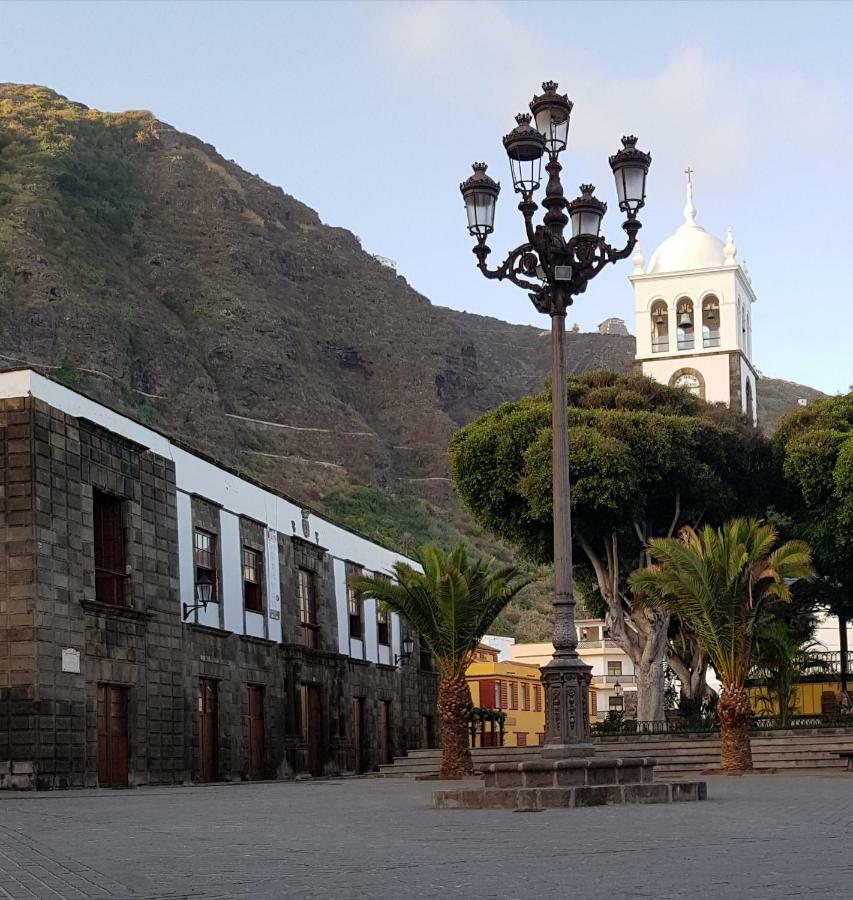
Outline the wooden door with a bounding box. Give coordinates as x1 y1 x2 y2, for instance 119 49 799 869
97 685 129 787
378 700 391 766
301 684 323 777
420 715 434 750
198 679 218 783
247 685 265 781
350 697 365 774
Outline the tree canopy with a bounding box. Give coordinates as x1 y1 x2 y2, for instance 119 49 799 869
449 370 778 720
774 393 853 589
450 371 774 567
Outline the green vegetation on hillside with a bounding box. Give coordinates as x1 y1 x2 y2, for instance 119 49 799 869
320 483 556 639
0 84 150 286
320 484 468 555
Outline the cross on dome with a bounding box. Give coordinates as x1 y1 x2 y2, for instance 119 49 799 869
683 167 697 226
644 168 727 275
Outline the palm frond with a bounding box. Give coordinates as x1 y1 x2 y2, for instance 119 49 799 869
354 543 531 677
629 518 814 685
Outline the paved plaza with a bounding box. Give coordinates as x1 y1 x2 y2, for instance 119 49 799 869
1 774 853 899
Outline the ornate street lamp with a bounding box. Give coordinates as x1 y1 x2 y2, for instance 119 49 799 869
460 81 650 757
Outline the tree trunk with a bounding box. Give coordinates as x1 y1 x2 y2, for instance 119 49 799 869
839 614 849 695
635 658 665 723
436 674 474 779
718 683 753 773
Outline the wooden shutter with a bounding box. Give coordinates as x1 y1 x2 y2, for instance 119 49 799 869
94 491 126 605
479 679 496 709
509 682 518 710
534 685 542 712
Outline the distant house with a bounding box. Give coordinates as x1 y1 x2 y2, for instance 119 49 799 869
511 619 634 721
598 317 630 336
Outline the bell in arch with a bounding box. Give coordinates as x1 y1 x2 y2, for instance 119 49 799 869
678 311 693 328
655 314 665 326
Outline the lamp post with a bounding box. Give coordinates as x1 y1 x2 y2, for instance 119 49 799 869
183 572 213 621
460 81 650 757
395 636 415 667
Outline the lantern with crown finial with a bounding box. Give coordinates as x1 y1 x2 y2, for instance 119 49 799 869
459 163 500 240
502 113 546 196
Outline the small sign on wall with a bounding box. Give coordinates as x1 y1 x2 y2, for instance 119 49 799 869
61 648 81 674
266 528 282 623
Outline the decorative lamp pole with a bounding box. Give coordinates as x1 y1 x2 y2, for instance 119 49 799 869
460 81 650 757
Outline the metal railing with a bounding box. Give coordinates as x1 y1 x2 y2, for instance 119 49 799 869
592 713 853 739
677 337 695 350
651 339 669 353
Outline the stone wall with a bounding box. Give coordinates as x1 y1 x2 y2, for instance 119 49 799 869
0 399 436 789
0 397 37 789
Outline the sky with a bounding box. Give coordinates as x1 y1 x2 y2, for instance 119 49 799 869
1 0 852 394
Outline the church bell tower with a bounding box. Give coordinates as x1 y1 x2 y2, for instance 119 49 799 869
630 172 758 424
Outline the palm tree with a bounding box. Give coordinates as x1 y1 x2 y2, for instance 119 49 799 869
354 544 530 779
629 519 812 773
750 620 829 726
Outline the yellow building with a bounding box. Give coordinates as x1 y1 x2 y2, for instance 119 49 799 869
748 682 850 718
466 645 545 747
466 645 600 747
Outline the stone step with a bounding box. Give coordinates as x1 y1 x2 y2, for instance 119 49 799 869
380 732 853 778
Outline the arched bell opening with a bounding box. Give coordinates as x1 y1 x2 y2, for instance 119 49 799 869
676 297 694 351
702 295 720 348
650 300 669 353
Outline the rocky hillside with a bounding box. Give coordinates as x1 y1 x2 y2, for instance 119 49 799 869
0 86 821 561
0 86 643 505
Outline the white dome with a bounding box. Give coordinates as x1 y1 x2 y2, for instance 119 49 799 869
646 223 726 274
645 177 727 274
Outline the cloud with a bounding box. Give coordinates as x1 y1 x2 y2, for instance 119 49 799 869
379 0 847 200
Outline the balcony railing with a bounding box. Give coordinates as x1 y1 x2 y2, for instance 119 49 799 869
577 638 621 649
747 651 853 684
594 674 636 685
651 339 669 353
703 335 721 348
677 337 695 350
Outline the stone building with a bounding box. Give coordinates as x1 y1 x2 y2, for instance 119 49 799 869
0 369 437 790
631 172 759 424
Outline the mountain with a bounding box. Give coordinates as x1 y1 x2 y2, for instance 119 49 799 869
0 85 824 636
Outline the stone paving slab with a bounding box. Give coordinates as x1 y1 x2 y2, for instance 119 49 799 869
1 774 853 899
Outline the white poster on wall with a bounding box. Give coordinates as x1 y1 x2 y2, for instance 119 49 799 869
266 528 282 639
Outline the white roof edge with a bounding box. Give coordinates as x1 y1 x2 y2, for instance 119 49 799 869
0 368 417 572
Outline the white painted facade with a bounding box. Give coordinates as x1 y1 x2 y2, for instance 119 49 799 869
509 620 638 721
630 176 758 424
480 634 517 662
0 369 411 664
